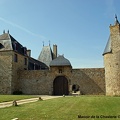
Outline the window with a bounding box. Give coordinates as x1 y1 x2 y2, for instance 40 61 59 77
13 42 18 51
14 54 18 62
23 47 27 55
24 58 27 65
59 69 62 73
34 63 36 70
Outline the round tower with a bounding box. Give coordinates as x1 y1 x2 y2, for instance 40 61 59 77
103 15 120 96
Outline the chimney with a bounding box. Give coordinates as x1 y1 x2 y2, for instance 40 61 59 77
3 30 5 34
53 44 57 59
27 49 31 57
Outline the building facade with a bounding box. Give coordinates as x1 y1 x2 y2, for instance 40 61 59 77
103 16 120 96
0 17 120 96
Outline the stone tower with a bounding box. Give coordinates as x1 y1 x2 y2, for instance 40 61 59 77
103 15 120 96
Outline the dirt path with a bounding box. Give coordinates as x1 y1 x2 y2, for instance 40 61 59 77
0 96 62 108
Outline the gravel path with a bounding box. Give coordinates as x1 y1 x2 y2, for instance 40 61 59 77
0 95 62 108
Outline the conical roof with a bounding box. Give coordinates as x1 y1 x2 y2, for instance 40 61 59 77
38 46 53 67
103 36 112 55
50 55 71 66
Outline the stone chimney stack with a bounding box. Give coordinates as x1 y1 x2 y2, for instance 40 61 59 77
53 44 57 59
27 49 31 57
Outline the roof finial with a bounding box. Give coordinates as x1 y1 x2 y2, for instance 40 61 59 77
42 41 44 46
49 40 50 46
115 14 119 25
7 30 9 34
3 30 5 34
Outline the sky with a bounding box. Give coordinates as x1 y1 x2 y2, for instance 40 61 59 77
0 0 119 68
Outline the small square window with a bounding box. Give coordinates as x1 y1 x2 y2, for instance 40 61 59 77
59 69 62 73
14 42 18 51
24 47 27 55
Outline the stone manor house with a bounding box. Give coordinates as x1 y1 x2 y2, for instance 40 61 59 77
0 17 120 96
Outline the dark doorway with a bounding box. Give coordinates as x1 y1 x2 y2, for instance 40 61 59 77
53 76 68 95
72 84 80 93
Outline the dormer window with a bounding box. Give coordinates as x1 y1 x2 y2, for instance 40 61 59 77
13 42 18 51
23 47 27 55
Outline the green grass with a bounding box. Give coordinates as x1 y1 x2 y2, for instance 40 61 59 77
0 96 120 120
0 95 37 102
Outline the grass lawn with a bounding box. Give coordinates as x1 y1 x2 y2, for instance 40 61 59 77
0 95 37 102
0 96 120 120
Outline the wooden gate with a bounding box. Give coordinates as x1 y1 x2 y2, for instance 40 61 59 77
53 76 68 95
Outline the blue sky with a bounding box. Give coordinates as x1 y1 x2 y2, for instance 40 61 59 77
0 0 119 68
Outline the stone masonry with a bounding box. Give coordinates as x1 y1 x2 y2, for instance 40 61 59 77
0 51 12 94
18 67 105 95
0 17 120 96
103 19 120 96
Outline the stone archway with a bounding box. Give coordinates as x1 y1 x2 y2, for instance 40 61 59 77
53 76 69 95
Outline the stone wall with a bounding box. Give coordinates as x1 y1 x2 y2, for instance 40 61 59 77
12 51 28 93
18 66 72 95
110 24 120 53
0 51 105 95
104 52 120 96
18 67 105 95
71 68 105 95
104 24 120 96
0 50 28 94
18 70 52 95
0 51 12 94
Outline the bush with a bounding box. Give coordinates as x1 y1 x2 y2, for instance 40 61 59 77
13 91 23 95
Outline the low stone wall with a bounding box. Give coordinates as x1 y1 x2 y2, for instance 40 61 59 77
18 70 52 95
71 68 105 95
18 68 105 95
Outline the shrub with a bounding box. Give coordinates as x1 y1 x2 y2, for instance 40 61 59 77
13 91 23 95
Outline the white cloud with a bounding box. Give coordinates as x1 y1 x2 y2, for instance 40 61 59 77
0 17 46 40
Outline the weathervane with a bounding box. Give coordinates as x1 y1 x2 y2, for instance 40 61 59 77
115 14 117 21
42 41 44 46
49 40 50 46
115 14 119 25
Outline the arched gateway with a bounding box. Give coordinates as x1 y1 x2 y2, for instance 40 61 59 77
53 76 69 95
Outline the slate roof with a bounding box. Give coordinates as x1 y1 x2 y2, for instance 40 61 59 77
0 33 26 55
0 33 10 40
50 55 71 66
28 57 48 70
0 32 48 70
0 33 13 51
38 46 53 67
103 36 112 55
